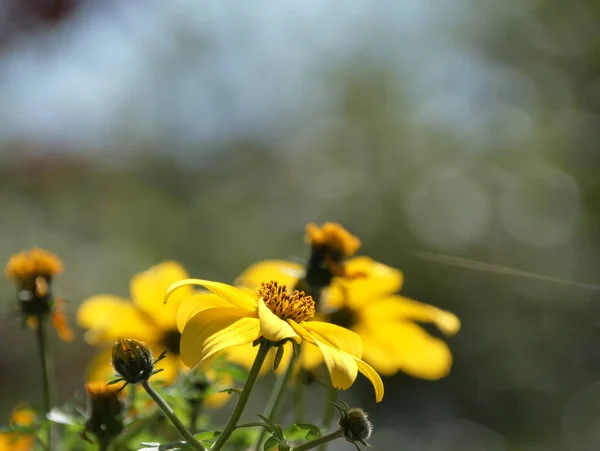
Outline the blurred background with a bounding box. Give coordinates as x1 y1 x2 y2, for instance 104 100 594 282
1 0 600 450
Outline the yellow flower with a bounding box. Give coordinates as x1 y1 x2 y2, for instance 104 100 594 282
77 261 231 409
5 248 73 341
0 405 36 451
236 223 461 379
77 261 188 384
167 279 384 402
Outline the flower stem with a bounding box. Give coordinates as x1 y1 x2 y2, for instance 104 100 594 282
317 385 338 451
35 319 53 451
212 340 271 451
293 371 306 423
254 351 298 451
291 430 344 451
141 380 205 451
189 401 202 434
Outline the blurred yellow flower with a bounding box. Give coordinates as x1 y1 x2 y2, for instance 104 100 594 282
5 248 73 341
0 405 36 451
78 261 189 384
77 261 231 409
236 223 461 379
167 278 384 402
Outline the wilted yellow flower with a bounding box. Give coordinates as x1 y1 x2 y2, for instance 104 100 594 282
5 248 73 341
237 223 461 379
0 405 36 451
167 279 384 402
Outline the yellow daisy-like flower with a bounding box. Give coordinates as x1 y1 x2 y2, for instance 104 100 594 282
236 223 461 379
5 248 73 342
167 279 384 402
77 261 189 384
77 261 231 409
0 405 36 451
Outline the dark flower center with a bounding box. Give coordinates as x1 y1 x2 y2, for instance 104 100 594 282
161 329 181 356
327 306 358 329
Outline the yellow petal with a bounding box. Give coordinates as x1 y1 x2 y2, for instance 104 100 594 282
359 321 454 380
150 352 181 385
364 295 461 335
236 260 304 290
290 321 357 390
77 296 159 344
326 257 403 310
354 358 384 402
180 308 260 368
177 293 233 333
166 279 257 312
302 321 363 358
85 347 119 382
131 261 192 330
257 299 300 343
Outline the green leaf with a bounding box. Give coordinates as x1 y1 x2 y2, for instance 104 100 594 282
273 345 285 371
285 423 322 441
194 430 220 442
263 436 281 451
137 441 200 451
218 387 242 396
257 415 278 434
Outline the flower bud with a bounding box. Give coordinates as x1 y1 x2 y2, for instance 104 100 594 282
83 381 124 446
338 407 372 443
111 338 155 384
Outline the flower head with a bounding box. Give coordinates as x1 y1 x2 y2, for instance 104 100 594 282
83 381 124 446
5 249 73 341
300 223 363 307
167 278 384 402
236 224 461 380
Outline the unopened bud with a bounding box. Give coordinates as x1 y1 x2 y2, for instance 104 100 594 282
83 381 124 446
111 338 156 384
338 407 372 443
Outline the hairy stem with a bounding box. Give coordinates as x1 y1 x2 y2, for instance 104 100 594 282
35 319 53 451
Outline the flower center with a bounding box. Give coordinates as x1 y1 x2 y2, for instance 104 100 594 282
327 306 358 329
161 328 181 356
301 223 362 308
257 281 315 323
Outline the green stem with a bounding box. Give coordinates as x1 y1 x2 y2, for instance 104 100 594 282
35 319 53 451
254 352 298 451
235 422 268 430
141 381 205 451
293 371 306 423
189 401 202 434
317 385 338 451
212 340 271 451
291 430 344 451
